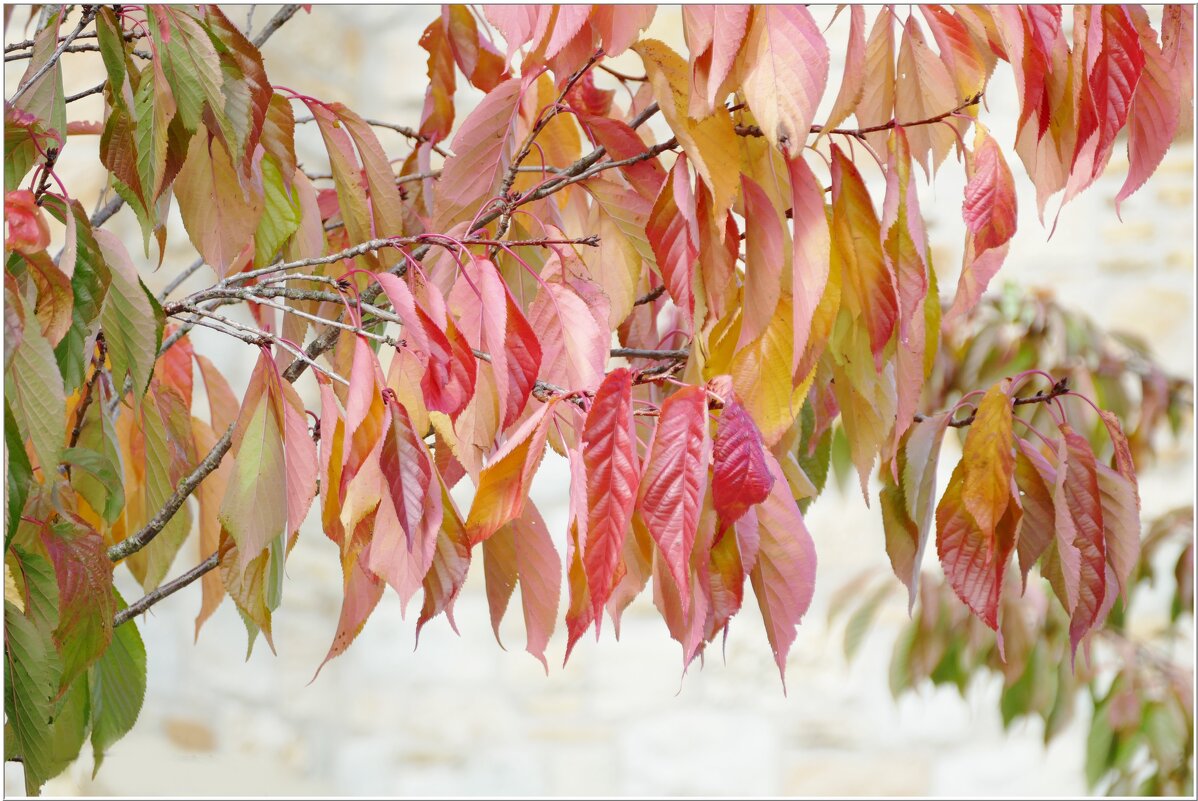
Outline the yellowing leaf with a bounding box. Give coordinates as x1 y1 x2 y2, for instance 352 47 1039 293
740 6 829 155
465 402 555 545
633 39 741 217
731 295 795 447
175 130 261 278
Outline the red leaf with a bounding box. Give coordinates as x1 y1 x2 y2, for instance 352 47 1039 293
581 368 638 628
1058 424 1107 659
1115 15 1181 213
947 123 1017 323
712 398 774 534
646 156 698 329
637 385 711 613
935 460 1021 638
575 114 665 200
788 154 831 371
1013 437 1058 590
750 453 818 690
416 473 472 640
4 189 50 254
737 174 784 349
41 518 114 689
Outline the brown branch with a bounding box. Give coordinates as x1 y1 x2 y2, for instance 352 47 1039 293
113 552 220 627
8 7 97 104
736 92 984 141
107 424 235 562
295 115 451 159
66 333 107 455
5 42 151 61
915 377 1070 429
65 81 105 103
251 4 302 48
596 63 647 82
492 49 606 243
4 28 144 53
632 285 667 307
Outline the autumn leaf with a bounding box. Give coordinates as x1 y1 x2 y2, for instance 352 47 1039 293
712 398 774 535
740 6 829 155
465 402 555 546
581 368 638 628
638 385 710 613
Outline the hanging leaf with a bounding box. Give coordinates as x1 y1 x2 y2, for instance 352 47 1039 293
465 402 555 545
741 6 829 155
638 385 711 613
581 368 638 627
712 398 774 535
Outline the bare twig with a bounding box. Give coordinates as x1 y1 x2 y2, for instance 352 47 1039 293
915 376 1070 428
107 425 235 562
735 92 985 141
251 4 301 48
65 80 105 103
632 285 666 306
65 334 107 455
114 552 221 627
5 42 151 61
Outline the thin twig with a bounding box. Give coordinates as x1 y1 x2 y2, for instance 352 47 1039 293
65 334 107 456
914 376 1070 429
107 425 235 562
65 80 105 103
113 552 221 627
735 92 985 141
633 285 666 306
251 4 301 48
159 257 206 300
5 42 151 61
9 6 97 104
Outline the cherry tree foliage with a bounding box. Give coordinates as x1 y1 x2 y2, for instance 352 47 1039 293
3 4 1194 793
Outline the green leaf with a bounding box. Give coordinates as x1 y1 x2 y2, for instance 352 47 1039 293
94 9 129 111
1086 696 1116 788
9 544 60 637
4 599 61 795
88 591 146 776
42 196 112 394
796 401 831 513
63 447 125 526
133 60 177 206
95 230 158 398
43 676 90 783
149 7 224 136
5 403 33 548
843 582 892 661
254 155 302 267
4 298 66 476
4 113 40 193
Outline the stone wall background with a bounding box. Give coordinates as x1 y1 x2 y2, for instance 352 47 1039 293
4 5 1193 796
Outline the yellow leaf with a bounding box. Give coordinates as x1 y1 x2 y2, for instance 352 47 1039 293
633 39 741 218
731 294 796 446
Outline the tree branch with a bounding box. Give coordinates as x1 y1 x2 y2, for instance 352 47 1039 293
914 376 1070 428
107 424 235 562
735 92 985 141
113 552 220 627
251 4 301 48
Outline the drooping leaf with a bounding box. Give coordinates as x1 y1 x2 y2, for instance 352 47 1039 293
712 398 774 534
40 520 114 691
683 6 751 117
1058 424 1107 659
315 543 385 678
633 39 740 217
638 385 711 613
174 130 261 278
88 592 146 776
4 298 65 477
528 278 605 394
946 123 1017 322
750 452 818 690
4 599 59 796
645 156 698 328
740 6 829 155
581 368 638 627
737 174 785 348
880 412 950 610
464 402 555 545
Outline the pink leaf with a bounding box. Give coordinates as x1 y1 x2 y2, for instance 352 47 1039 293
1115 17 1181 213
637 385 711 614
314 543 384 680
741 5 829 155
528 279 606 393
750 452 818 691
788 154 831 370
737 174 784 349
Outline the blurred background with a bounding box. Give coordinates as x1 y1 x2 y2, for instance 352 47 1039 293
4 5 1194 795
